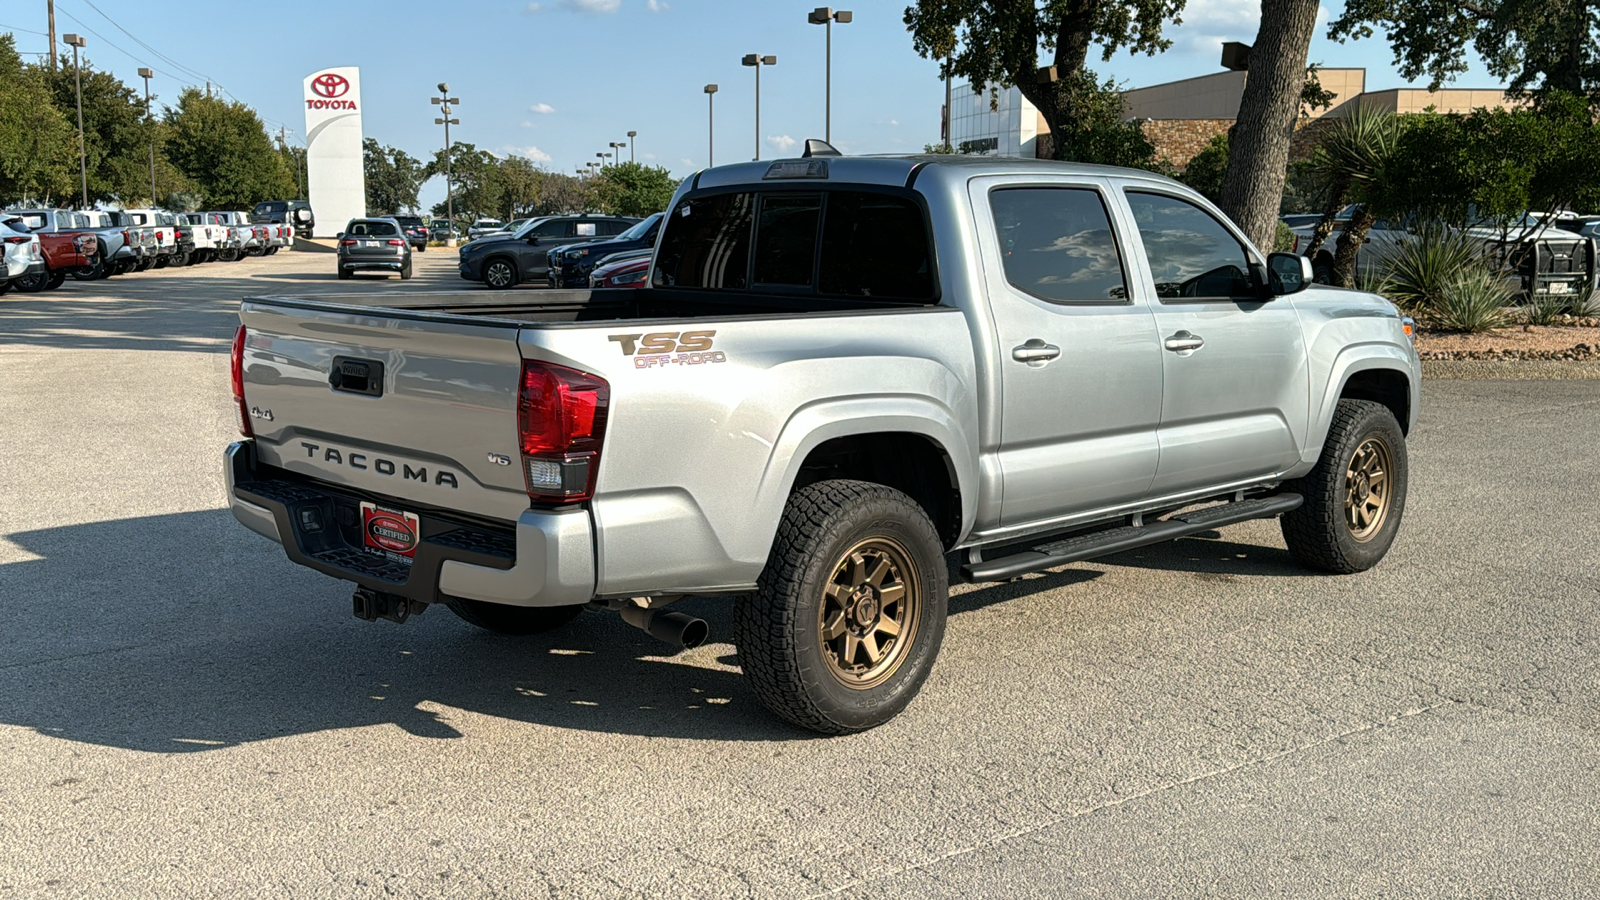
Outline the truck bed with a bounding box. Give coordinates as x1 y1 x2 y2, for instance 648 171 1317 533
250 287 936 326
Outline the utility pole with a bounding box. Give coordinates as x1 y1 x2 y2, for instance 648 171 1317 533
704 85 717 167
943 50 953 152
47 0 57 70
278 126 300 199
741 54 777 160
64 33 87 207
807 8 852 143
139 68 155 205
432 82 460 246
627 130 637 164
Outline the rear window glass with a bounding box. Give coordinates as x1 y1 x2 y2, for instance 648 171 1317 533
655 190 933 300
17 214 45 231
989 187 1128 303
348 221 398 236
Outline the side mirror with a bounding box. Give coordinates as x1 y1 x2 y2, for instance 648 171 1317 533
527 235 540 245
335 232 345 239
1266 252 1312 295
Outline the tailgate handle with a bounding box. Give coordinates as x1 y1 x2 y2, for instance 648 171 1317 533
329 356 385 397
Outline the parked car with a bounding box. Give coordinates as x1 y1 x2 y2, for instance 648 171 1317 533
2 208 99 292
458 214 639 289
428 219 459 242
179 213 228 263
75 210 150 278
124 209 185 268
0 216 45 295
337 218 413 280
1290 208 1597 296
205 211 266 260
390 215 429 252
588 251 651 288
547 212 664 287
466 218 504 241
252 200 315 238
1279 212 1323 228
225 153 1420 733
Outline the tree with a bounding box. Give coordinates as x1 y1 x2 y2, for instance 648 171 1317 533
1301 105 1404 285
1218 0 1321 252
164 88 294 209
38 53 155 204
1043 70 1166 169
423 142 502 220
1180 134 1230 203
0 34 76 204
1330 0 1600 102
904 0 1185 164
590 162 678 217
363 138 423 215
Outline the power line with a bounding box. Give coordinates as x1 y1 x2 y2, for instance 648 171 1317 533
77 0 219 89
0 22 51 36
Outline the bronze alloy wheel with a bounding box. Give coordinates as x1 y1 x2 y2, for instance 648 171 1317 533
818 537 921 690
1345 436 1393 542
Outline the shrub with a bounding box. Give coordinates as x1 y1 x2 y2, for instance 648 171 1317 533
1381 228 1487 312
1430 268 1512 333
1273 220 1296 252
1521 292 1570 326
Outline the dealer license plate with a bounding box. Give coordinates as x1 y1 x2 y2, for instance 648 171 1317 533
1547 282 1572 294
362 240 377 248
360 502 420 565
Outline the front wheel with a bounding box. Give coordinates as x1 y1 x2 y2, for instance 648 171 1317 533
482 258 517 289
446 599 583 635
1281 399 1408 573
734 480 948 734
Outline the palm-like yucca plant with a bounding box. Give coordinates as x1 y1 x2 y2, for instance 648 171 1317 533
1306 106 1405 287
1430 268 1513 333
1381 227 1486 312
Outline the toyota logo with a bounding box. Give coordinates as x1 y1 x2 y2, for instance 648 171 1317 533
310 73 350 98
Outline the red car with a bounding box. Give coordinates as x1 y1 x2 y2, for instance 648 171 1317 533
587 253 650 289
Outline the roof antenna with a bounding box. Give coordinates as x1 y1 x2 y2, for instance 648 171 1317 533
801 139 842 158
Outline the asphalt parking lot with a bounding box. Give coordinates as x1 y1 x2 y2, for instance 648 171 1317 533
3 248 1599 898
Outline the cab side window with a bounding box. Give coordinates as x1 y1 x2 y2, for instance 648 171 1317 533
531 220 567 239
1124 191 1254 300
989 187 1129 303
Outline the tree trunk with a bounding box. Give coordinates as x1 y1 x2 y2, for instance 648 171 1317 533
1218 0 1320 252
1331 204 1376 287
1302 179 1349 257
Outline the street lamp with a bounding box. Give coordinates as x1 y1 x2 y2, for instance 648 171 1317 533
627 130 637 163
806 8 852 143
609 141 625 165
596 151 611 168
741 54 777 160
138 67 156 205
703 85 717 167
63 33 87 207
431 82 460 246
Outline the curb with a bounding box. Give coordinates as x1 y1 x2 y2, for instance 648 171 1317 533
1421 359 1600 380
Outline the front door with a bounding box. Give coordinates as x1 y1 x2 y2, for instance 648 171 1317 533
1117 187 1310 496
971 177 1165 527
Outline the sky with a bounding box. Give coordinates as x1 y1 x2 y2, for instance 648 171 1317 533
3 0 1497 212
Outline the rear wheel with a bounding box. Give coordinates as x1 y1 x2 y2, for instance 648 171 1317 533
265 246 279 255
337 267 352 280
44 272 65 290
446 599 583 635
71 251 107 280
169 249 190 268
13 268 51 293
1281 399 1408 573
734 480 948 734
483 258 517 289
400 261 413 280
135 257 156 272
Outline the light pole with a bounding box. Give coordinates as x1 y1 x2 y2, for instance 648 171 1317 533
596 151 611 169
627 130 637 163
138 67 156 205
806 8 852 143
741 54 776 160
703 85 717 167
431 82 460 246
609 141 625 166
63 33 86 207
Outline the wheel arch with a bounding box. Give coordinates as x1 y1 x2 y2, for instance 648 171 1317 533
1303 347 1418 466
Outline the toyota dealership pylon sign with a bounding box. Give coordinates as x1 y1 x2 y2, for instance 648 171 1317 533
302 67 365 238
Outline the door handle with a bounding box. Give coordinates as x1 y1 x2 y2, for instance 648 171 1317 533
1164 331 1205 353
1012 339 1061 365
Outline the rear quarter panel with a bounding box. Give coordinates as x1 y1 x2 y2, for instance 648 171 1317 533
519 307 980 596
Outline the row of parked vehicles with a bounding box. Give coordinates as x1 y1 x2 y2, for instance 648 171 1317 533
455 213 664 290
0 206 298 295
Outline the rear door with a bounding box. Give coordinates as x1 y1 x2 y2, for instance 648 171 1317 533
1117 186 1309 495
971 175 1165 526
346 221 401 260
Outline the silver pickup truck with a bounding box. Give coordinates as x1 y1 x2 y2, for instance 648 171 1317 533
227 152 1421 734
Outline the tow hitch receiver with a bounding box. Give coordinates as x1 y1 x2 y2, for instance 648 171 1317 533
353 587 427 624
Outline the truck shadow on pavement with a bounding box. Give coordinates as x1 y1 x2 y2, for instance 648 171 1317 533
0 511 812 751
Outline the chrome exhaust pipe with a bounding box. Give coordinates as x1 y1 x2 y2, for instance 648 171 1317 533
620 605 708 649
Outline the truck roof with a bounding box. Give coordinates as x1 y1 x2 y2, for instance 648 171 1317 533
691 154 1187 193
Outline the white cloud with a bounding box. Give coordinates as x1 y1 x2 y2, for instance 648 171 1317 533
506 145 553 162
681 158 696 168
520 120 536 128
1169 0 1327 54
524 2 542 11
643 152 657 160
529 102 555 114
647 0 670 10
561 0 620 12
766 134 797 152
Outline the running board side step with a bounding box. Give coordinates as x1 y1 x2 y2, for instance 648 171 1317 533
961 493 1303 583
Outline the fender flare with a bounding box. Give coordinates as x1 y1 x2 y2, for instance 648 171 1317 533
1302 343 1418 465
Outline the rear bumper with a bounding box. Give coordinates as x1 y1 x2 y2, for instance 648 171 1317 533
226 441 595 607
341 258 406 271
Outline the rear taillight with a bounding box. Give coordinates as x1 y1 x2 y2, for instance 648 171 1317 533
386 238 405 246
339 239 357 247
517 361 609 503
2 236 26 244
231 325 252 438
1293 235 1300 253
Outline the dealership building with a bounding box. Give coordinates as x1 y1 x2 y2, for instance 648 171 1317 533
945 48 1520 168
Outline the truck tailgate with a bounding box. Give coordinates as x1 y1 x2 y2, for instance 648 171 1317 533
238 298 531 523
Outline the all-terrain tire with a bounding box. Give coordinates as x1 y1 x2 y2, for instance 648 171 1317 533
445 598 583 635
1281 399 1408 574
734 479 948 734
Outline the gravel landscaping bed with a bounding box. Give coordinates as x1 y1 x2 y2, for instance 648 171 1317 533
1415 322 1600 361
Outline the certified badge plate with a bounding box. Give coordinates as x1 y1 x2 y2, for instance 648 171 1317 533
360 502 420 565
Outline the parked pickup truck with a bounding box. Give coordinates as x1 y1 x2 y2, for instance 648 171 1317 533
205 211 263 260
178 213 227 262
226 152 1421 734
3 208 99 292
75 210 150 278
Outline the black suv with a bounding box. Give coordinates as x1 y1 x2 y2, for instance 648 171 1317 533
545 212 664 287
252 200 314 238
391 215 429 252
457 214 638 289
